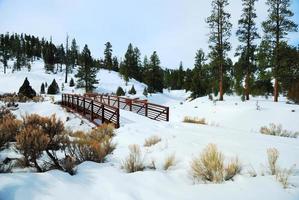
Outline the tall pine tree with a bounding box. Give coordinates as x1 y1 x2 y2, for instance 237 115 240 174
262 0 298 102
236 0 260 100
104 42 113 71
75 45 98 92
207 0 232 101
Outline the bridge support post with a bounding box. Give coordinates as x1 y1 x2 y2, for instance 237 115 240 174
145 103 148 117
101 104 105 124
91 100 94 121
83 98 86 115
166 107 169 121
76 96 79 111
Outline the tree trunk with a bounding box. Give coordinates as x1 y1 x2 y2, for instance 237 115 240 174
245 71 250 100
274 79 278 102
219 62 224 101
46 150 63 170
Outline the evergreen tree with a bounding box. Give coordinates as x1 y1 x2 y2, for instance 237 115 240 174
116 86 125 96
18 77 36 98
70 38 78 70
104 42 113 71
207 0 232 100
143 87 148 97
69 78 75 87
236 0 260 100
112 56 119 71
65 35 70 83
75 45 99 92
128 85 137 95
177 62 185 89
262 0 298 102
47 79 60 94
40 83 45 94
144 51 164 93
56 44 65 72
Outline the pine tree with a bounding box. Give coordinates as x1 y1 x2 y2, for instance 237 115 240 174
236 0 260 100
70 38 78 70
69 78 75 87
104 42 113 71
75 45 99 92
18 77 36 98
65 35 70 83
207 0 232 101
40 83 45 94
112 56 119 71
143 87 148 97
177 62 185 89
128 85 137 95
262 0 298 102
56 44 65 72
116 86 125 96
47 79 60 94
144 51 164 93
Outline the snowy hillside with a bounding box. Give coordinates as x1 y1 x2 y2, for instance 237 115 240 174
0 61 299 200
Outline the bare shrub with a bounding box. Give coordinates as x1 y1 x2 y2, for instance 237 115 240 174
144 135 161 147
260 123 299 138
66 124 116 163
16 126 50 172
247 165 257 177
276 166 295 189
183 116 206 125
0 113 22 149
267 148 279 175
122 144 145 173
224 157 242 181
191 144 241 183
61 155 77 175
163 154 176 170
191 144 224 183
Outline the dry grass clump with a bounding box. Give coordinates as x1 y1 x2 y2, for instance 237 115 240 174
0 112 22 149
183 116 206 125
66 124 116 163
16 126 49 172
267 148 279 175
122 144 145 173
163 154 176 170
266 148 295 189
191 144 241 183
144 135 161 147
260 123 299 138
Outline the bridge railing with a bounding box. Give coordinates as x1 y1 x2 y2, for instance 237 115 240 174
84 93 169 122
61 93 120 128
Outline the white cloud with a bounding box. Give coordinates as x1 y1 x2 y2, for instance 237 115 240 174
0 0 298 69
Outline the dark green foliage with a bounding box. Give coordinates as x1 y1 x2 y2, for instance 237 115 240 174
40 83 45 94
18 78 36 98
236 0 260 100
119 44 142 82
143 51 164 93
112 56 119 71
143 87 148 97
104 42 113 71
128 85 137 95
69 78 75 87
262 0 298 101
207 0 232 101
47 79 60 94
75 45 99 92
116 86 125 96
287 80 299 103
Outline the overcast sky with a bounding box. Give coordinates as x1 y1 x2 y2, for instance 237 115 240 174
0 0 298 69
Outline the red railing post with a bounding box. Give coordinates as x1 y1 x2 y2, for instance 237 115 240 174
76 96 79 111
72 95 74 108
101 104 105 124
145 103 148 117
91 100 94 121
166 107 169 121
108 96 110 106
129 99 132 111
83 97 86 115
117 96 120 108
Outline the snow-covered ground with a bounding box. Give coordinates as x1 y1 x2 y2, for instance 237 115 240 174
0 61 299 200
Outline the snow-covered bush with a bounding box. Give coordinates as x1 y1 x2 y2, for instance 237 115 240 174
66 124 116 163
144 135 161 147
276 166 295 189
163 154 176 170
122 144 145 173
267 148 279 175
260 123 299 138
183 116 206 125
191 144 241 183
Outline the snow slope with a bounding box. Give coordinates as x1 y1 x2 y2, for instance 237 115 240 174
0 61 299 200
